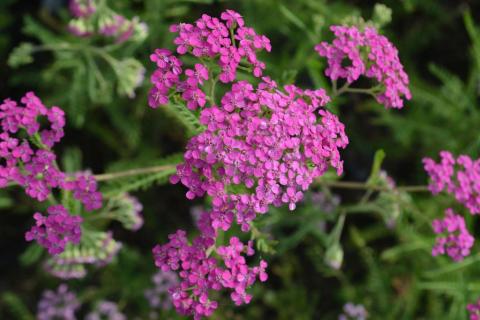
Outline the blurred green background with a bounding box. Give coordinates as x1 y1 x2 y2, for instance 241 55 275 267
1 0 480 319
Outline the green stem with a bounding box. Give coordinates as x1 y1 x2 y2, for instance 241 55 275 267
229 27 236 48
93 164 178 181
210 75 218 105
316 179 429 192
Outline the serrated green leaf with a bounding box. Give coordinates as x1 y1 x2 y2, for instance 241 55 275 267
163 103 205 138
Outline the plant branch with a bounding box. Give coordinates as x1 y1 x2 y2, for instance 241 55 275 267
93 164 178 182
316 179 429 192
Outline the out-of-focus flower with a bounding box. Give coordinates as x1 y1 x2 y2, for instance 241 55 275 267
37 284 80 320
85 301 126 320
144 270 179 317
339 303 368 320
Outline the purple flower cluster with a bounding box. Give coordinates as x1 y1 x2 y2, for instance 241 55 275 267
37 284 80 320
69 0 95 18
171 79 348 231
316 25 411 108
148 10 353 319
25 205 82 255
0 93 102 208
98 15 144 44
339 303 368 320
424 151 480 214
153 227 267 319
68 0 147 43
468 298 480 320
0 92 102 254
431 208 474 261
148 10 271 109
85 301 126 320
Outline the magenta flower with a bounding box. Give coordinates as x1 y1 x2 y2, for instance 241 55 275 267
170 79 348 231
153 228 267 319
316 25 411 109
468 298 480 320
25 205 82 255
148 10 271 109
424 151 480 214
0 92 103 255
431 208 474 262
220 10 245 28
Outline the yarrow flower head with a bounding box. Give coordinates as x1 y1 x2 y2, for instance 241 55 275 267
431 208 474 262
315 25 411 108
339 303 368 320
170 79 348 231
152 226 267 319
0 92 103 254
150 11 350 319
25 205 82 255
37 284 80 320
148 10 271 109
423 151 480 214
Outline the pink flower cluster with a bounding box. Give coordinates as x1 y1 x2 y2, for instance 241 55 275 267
0 92 102 208
25 205 82 255
431 208 474 261
153 224 267 319
69 0 95 18
98 15 145 44
315 25 411 108
468 299 480 320
148 10 271 109
423 151 480 214
0 92 102 254
68 0 147 43
148 10 353 319
171 79 348 231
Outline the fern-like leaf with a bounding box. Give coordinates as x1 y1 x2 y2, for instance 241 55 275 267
163 103 205 137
